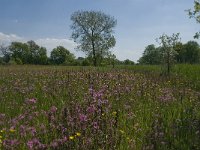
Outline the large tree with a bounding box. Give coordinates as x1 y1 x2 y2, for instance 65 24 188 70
188 0 200 38
71 10 117 66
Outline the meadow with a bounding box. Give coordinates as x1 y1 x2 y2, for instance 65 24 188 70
0 65 200 149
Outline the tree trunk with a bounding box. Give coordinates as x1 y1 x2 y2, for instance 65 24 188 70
91 31 97 66
92 40 96 66
167 49 170 75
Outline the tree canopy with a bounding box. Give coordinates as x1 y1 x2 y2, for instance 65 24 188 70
188 0 200 38
50 46 75 65
71 10 117 66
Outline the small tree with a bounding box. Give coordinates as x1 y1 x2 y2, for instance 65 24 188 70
71 10 117 66
157 33 181 75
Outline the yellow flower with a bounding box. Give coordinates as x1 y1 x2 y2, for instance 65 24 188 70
102 113 105 116
112 111 117 116
119 130 125 134
0 130 4 133
0 139 2 144
0 136 2 139
69 136 74 140
76 132 81 137
9 129 16 133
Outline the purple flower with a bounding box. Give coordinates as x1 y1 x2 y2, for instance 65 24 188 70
50 106 57 113
93 122 99 129
28 127 37 136
3 139 20 148
27 140 34 149
27 138 45 150
79 114 87 122
87 105 96 113
25 98 37 105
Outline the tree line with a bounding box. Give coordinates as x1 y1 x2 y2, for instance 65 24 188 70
138 40 200 65
0 40 134 66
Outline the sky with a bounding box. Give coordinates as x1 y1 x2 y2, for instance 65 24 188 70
0 0 199 62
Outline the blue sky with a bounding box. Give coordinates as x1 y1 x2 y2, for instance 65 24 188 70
0 0 199 62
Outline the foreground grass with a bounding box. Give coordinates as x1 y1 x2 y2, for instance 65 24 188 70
0 65 200 149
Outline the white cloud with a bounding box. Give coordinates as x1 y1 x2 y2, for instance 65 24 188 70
0 32 85 57
35 38 80 56
0 32 25 44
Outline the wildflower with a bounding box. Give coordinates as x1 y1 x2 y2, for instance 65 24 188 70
50 106 57 113
0 136 2 139
0 139 2 144
119 130 125 134
112 111 117 116
87 105 95 113
9 129 16 133
102 113 105 116
79 114 87 122
25 98 37 104
93 122 99 129
76 132 81 137
0 130 4 133
69 136 74 140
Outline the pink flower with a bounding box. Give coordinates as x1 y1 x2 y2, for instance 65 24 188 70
50 106 57 113
79 114 87 122
25 98 37 105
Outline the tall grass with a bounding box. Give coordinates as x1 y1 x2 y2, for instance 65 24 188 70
0 65 200 149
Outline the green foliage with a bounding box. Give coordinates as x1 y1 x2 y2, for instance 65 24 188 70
9 42 29 64
138 44 162 65
0 44 11 63
188 0 200 38
1 66 200 149
156 33 181 75
71 10 117 66
27 41 48 65
139 40 200 67
82 58 91 66
123 59 135 65
50 46 75 65
15 58 23 65
9 41 48 65
184 41 200 63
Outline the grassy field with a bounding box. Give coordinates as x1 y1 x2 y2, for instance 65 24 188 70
0 65 200 149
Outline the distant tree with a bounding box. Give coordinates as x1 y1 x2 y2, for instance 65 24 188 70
188 0 200 38
0 44 10 63
173 42 185 63
123 59 135 65
82 58 91 66
106 53 116 68
34 47 48 65
9 42 29 64
9 41 48 65
138 44 162 65
183 41 200 63
50 46 75 65
71 10 117 66
157 33 181 75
